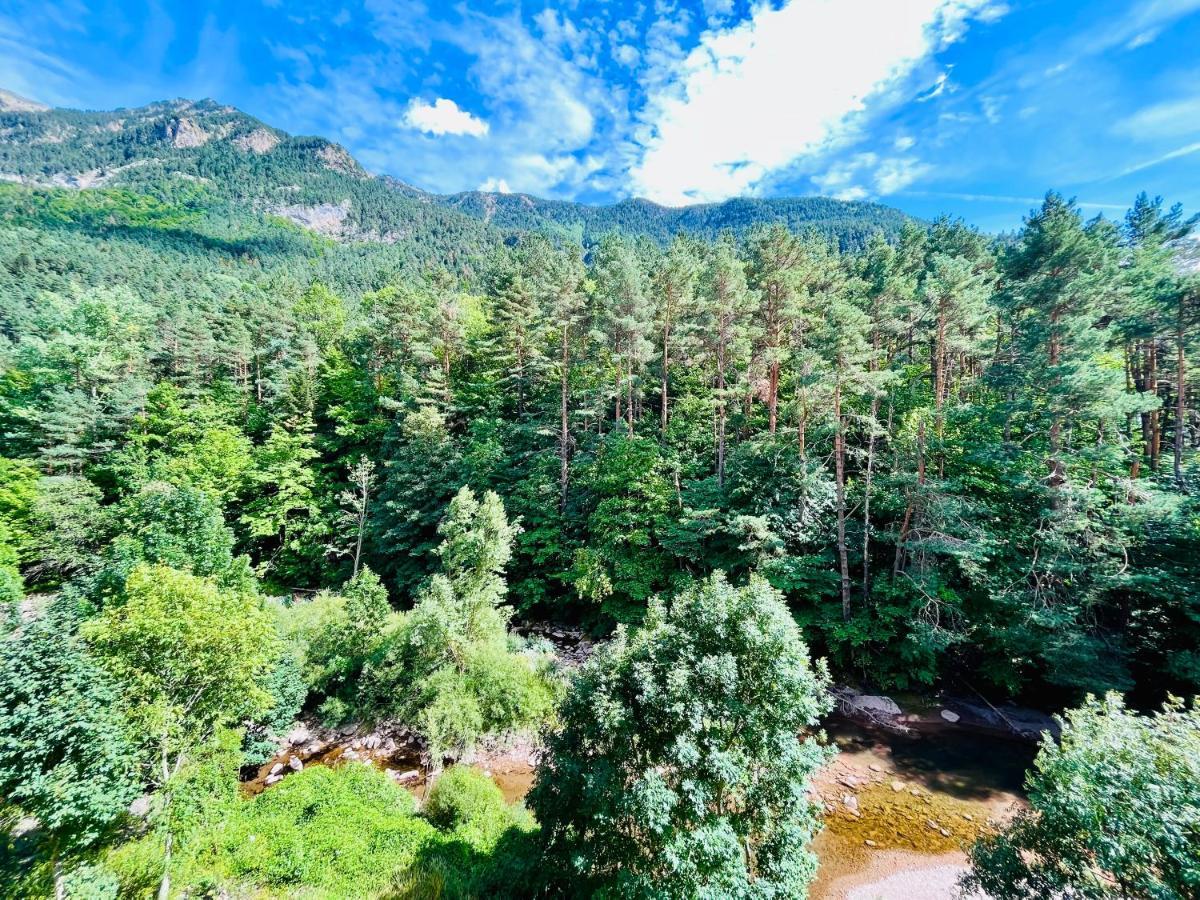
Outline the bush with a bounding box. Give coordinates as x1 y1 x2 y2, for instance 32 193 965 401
214 764 438 897
242 647 307 765
425 766 507 832
62 863 121 899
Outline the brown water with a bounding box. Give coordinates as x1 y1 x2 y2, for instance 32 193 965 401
810 715 1034 900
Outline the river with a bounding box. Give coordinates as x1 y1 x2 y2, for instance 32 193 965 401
246 711 1036 898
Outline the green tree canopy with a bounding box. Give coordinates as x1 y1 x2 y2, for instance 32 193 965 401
529 572 833 899
966 693 1200 899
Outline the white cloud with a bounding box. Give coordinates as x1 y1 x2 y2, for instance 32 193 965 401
1113 95 1200 139
874 156 933 193
629 0 1007 204
402 97 489 137
981 94 1003 123
1126 29 1160 49
478 177 512 193
894 135 916 151
613 43 640 67
917 70 952 102
815 151 931 200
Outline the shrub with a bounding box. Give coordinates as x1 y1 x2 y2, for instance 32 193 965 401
425 766 507 832
215 764 438 897
530 572 833 898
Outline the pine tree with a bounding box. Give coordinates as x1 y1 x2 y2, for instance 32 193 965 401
746 224 807 435
650 235 700 433
696 236 755 487
544 243 588 509
592 234 653 428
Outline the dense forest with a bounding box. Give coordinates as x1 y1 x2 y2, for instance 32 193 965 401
1 96 1199 899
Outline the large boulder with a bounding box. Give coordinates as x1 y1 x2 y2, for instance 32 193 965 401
846 694 902 717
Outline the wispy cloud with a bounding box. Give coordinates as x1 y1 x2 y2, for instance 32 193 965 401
903 190 1128 211
816 153 933 200
628 0 1007 204
477 177 511 193
1113 94 1200 139
1115 141 1200 177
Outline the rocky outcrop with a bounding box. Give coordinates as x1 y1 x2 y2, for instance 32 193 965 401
317 143 361 175
269 199 353 238
234 128 280 154
513 622 595 667
162 116 209 149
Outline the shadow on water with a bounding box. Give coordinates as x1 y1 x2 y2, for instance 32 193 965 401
824 713 1036 801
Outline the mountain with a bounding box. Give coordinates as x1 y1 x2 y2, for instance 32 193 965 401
0 95 914 263
441 191 913 250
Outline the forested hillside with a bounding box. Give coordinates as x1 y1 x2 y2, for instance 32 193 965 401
440 192 912 250
0 95 913 262
1 92 1199 899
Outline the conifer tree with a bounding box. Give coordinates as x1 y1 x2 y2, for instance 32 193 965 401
697 236 755 487
592 234 654 428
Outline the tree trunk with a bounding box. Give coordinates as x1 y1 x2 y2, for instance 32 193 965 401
894 418 926 578
626 361 635 428
717 353 728 488
158 832 172 900
862 394 880 602
1177 307 1188 488
52 843 65 900
767 360 780 434
934 298 948 479
352 512 365 577
560 331 571 511
1149 341 1161 471
834 382 851 622
1047 321 1065 487
661 326 671 433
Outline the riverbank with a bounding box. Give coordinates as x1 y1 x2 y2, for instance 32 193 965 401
242 710 1032 899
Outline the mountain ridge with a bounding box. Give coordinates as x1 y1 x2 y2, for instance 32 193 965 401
0 93 915 252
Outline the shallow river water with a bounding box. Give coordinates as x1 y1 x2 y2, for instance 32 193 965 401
245 713 1036 898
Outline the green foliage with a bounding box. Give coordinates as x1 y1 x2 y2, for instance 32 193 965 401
966 693 1200 899
0 602 139 871
83 564 280 780
363 489 555 756
424 765 508 832
199 764 434 897
530 572 834 898
242 648 307 766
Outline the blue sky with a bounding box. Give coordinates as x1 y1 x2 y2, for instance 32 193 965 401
1 0 1198 230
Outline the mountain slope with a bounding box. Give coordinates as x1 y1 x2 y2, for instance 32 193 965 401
0 94 915 257
442 191 913 250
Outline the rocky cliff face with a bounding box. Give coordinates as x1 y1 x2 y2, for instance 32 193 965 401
0 89 49 113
